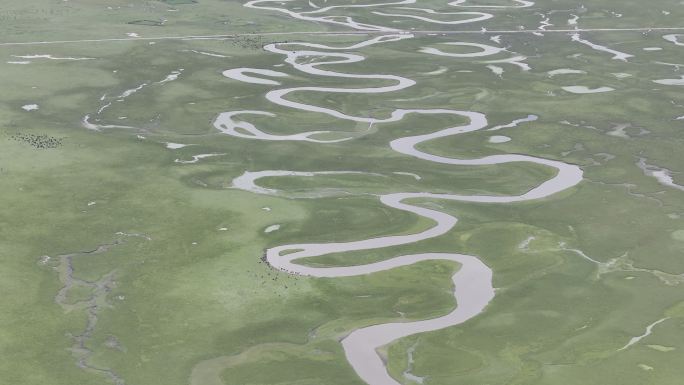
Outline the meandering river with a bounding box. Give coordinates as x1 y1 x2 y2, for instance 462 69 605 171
209 1 585 384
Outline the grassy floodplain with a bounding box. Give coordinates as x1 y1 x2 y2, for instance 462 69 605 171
1 0 684 385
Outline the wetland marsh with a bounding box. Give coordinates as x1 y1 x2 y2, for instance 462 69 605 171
1 1 684 385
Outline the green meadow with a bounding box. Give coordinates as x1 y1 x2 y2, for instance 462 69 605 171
1 1 683 385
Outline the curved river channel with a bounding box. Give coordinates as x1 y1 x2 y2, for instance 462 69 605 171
214 1 583 384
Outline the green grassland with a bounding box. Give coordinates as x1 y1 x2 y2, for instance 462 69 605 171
2 1 684 385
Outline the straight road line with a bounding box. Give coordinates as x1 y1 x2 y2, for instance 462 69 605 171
1 27 683 46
